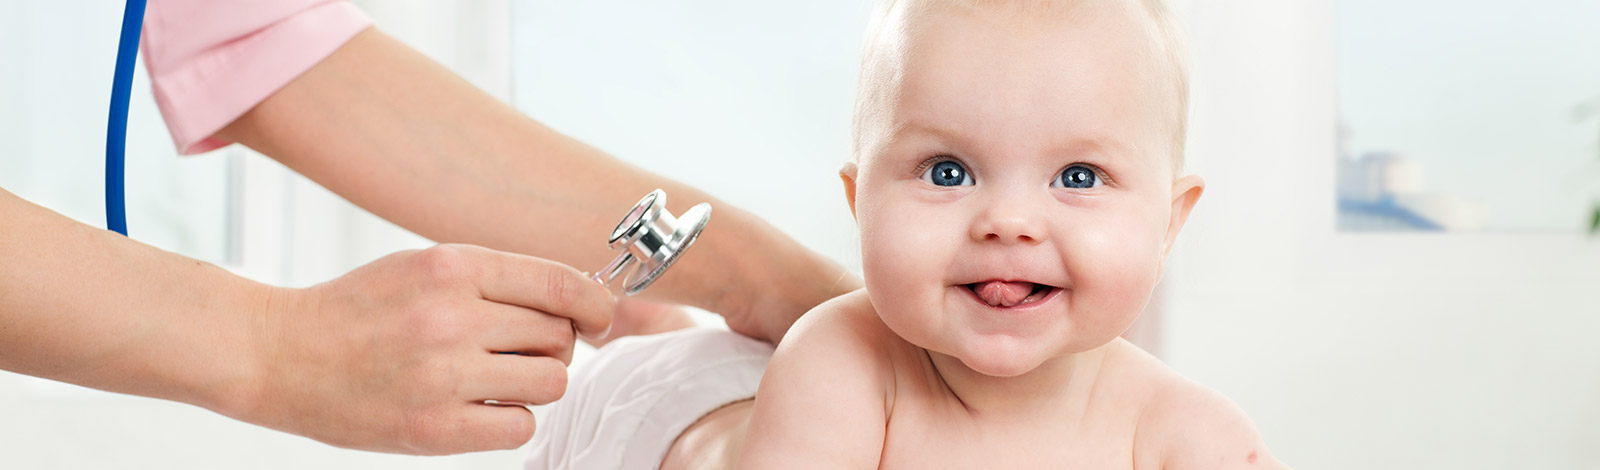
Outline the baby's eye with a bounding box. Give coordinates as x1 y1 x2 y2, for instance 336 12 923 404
1053 165 1100 189
921 160 973 187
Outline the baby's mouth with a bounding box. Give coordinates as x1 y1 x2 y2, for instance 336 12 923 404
964 280 1058 308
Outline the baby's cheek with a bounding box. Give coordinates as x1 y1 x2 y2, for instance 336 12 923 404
1063 218 1164 329
858 200 946 295
858 200 958 347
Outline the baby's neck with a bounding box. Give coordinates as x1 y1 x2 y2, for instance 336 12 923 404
924 341 1116 424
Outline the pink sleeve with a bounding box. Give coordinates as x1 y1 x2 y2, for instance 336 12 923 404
141 0 373 155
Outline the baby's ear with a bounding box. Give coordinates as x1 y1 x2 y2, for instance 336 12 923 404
840 161 860 220
1161 174 1205 260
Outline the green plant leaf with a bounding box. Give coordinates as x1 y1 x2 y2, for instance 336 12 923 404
1592 206 1600 234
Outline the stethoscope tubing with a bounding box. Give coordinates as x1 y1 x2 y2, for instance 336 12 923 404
106 0 147 236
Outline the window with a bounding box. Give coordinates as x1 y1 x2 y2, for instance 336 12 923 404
1335 0 1600 232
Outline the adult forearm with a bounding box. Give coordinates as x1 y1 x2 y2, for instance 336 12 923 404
0 187 272 413
218 28 856 340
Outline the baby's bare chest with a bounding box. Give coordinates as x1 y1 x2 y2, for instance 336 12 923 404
876 398 1146 469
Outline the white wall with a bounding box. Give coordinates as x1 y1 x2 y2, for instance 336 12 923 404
1168 1 1600 468
0 2 230 265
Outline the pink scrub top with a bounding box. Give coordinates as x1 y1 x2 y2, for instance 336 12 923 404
141 0 373 155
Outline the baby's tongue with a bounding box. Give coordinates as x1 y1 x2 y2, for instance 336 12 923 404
973 281 1034 307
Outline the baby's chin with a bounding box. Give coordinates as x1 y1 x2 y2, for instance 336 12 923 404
945 335 1059 378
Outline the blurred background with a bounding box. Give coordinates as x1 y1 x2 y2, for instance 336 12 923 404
1 0 1596 468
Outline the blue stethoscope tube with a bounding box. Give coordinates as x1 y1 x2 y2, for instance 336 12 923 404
106 0 146 236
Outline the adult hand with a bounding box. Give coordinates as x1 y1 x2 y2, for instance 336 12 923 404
233 244 614 455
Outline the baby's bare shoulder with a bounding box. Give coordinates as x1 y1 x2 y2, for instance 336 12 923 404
1114 342 1290 470
770 289 897 384
742 289 895 468
781 290 896 355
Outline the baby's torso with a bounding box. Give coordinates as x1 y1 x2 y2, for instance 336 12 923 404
875 337 1166 470
879 406 1141 469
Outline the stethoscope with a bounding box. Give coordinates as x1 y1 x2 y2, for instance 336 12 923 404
106 0 146 236
591 189 713 295
103 2 711 294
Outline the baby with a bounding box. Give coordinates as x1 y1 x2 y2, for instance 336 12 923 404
528 0 1287 468
735 0 1285 467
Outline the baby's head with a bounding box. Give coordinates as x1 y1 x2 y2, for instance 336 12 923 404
841 0 1204 377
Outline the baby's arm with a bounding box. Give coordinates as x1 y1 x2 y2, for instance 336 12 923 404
736 292 889 469
1140 382 1291 469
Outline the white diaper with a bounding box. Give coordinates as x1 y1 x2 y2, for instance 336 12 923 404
524 328 774 470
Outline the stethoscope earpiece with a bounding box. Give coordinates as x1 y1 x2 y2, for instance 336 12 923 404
591 189 712 295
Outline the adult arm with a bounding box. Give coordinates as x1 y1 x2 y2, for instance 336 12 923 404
215 27 859 343
0 187 613 454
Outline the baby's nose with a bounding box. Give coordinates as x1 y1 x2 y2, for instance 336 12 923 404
969 200 1047 245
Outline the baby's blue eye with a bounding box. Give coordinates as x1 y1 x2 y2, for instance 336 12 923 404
922 160 973 187
1054 165 1099 189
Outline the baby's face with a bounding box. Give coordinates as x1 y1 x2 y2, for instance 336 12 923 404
846 0 1202 377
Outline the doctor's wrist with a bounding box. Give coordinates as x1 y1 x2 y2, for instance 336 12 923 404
749 245 860 343
202 283 296 428
709 208 859 343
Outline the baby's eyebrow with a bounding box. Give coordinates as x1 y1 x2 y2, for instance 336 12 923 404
1051 133 1133 160
891 118 1138 164
888 119 965 145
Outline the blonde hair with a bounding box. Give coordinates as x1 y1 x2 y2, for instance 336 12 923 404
852 0 1192 171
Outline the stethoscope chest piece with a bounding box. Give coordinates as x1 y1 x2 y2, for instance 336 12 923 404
591 189 712 295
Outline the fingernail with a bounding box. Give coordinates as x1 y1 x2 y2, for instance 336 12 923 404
580 323 613 343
